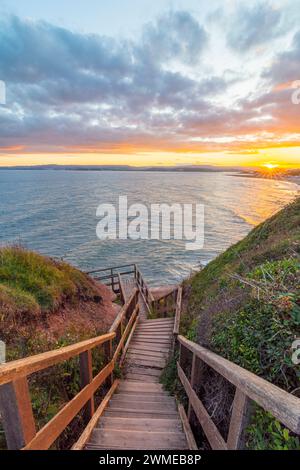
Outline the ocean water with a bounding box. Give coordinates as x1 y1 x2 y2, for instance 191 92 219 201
0 170 298 285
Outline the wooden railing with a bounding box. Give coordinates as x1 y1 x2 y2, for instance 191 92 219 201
152 286 178 318
87 263 136 294
135 266 155 311
88 263 154 313
177 335 300 450
0 289 140 450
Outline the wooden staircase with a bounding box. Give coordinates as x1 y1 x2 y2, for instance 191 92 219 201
85 315 189 449
86 381 187 450
1 263 299 451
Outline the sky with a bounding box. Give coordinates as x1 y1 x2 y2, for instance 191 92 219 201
0 0 300 168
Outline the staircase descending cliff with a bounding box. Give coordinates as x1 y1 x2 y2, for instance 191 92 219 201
0 263 299 451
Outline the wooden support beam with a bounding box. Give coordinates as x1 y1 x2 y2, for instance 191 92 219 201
120 316 139 367
104 339 113 388
79 350 95 421
0 377 36 449
173 287 182 336
177 362 227 450
188 353 203 421
72 380 120 450
23 361 114 450
113 305 139 362
227 389 250 450
178 404 198 450
178 335 300 434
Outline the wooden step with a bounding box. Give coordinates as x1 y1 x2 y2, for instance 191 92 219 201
110 398 176 411
115 388 169 397
125 373 160 383
126 355 168 365
106 399 176 412
96 416 182 432
129 344 170 354
125 357 166 368
136 324 174 331
87 429 187 450
104 408 179 419
113 392 171 402
132 336 172 343
143 318 174 323
125 367 162 377
118 381 164 392
134 333 172 339
127 349 168 359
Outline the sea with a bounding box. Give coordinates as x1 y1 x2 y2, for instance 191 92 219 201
0 170 298 285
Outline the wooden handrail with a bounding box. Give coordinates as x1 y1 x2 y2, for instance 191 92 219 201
86 263 136 275
135 266 155 307
0 332 115 386
178 335 300 438
109 288 138 334
23 361 114 450
113 304 139 362
0 285 140 450
72 379 120 450
173 286 182 336
152 287 178 318
117 272 126 304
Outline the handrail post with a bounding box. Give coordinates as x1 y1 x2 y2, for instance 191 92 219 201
188 353 202 421
79 350 95 421
0 377 36 449
227 389 250 449
104 339 113 388
111 268 115 292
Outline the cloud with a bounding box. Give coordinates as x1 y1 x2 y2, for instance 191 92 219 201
226 2 283 52
0 9 299 159
265 30 300 84
140 10 207 65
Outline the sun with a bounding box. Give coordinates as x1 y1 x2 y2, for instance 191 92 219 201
262 162 280 170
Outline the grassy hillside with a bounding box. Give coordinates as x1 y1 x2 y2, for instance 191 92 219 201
0 246 102 321
180 197 300 449
0 246 117 449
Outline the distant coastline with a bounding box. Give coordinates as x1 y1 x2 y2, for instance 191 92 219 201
232 171 300 188
1 164 299 186
0 164 243 173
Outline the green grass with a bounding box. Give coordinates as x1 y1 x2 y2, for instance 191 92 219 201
0 246 109 450
0 246 101 323
179 197 300 449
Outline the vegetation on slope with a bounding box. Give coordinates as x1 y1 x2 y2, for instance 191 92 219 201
179 197 300 449
0 246 102 324
0 246 117 449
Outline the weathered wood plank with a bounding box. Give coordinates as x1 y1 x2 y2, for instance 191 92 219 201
109 400 176 412
119 316 139 367
117 273 126 304
113 305 139 362
177 362 227 450
178 404 198 450
173 287 182 336
188 353 203 420
129 343 170 353
72 379 120 450
87 429 187 449
227 389 250 450
97 416 182 432
0 377 36 449
109 289 138 334
79 350 95 421
125 373 160 383
178 335 300 434
23 361 114 450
